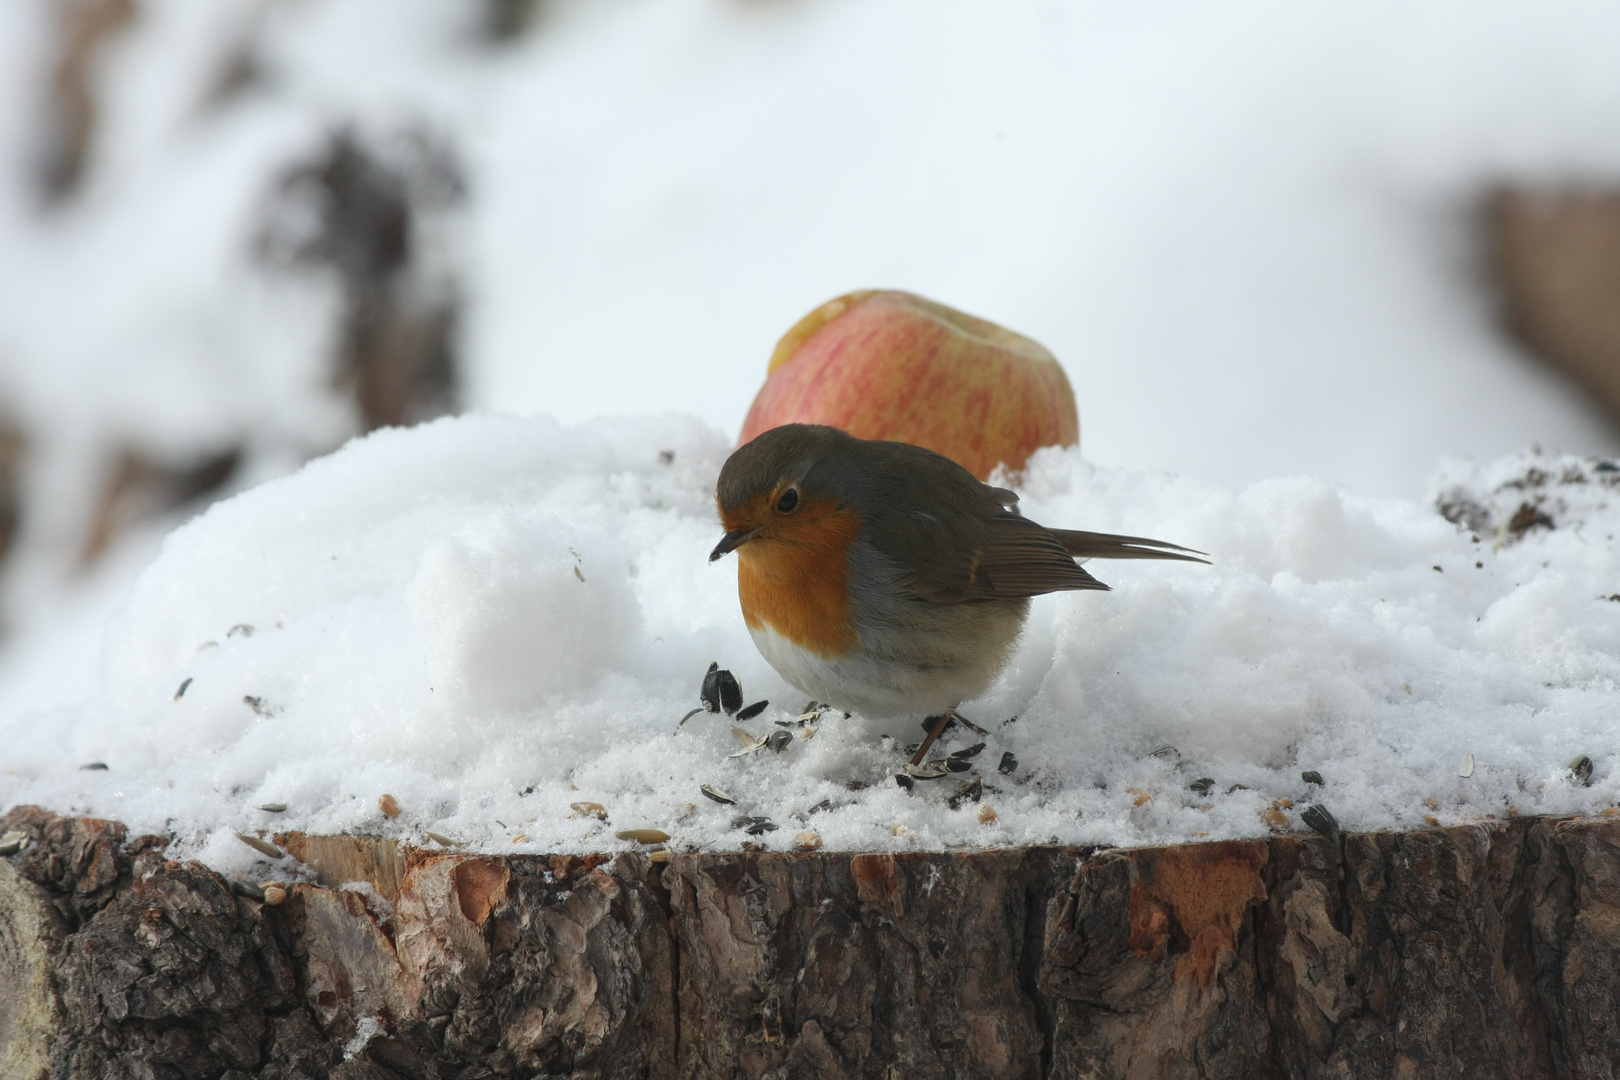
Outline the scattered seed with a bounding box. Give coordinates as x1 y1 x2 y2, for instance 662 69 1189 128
945 758 973 773
1301 770 1324 786
1423 814 1440 826
229 879 264 900
997 751 1017 776
729 726 767 756
701 663 744 715
1127 788 1152 807
173 677 193 701
894 773 915 791
79 762 108 771
616 828 670 843
809 799 831 814
1301 804 1340 840
573 565 586 582
1458 752 1475 778
425 832 461 847
1601 807 1620 817
0 830 29 855
262 885 288 906
659 449 675 464
1262 808 1290 830
649 849 671 863
1148 745 1179 759
1228 783 1250 793
950 742 987 760
701 784 736 805
678 708 705 726
243 695 276 717
977 804 998 825
766 730 793 753
800 727 816 741
1189 778 1215 796
745 820 779 836
1273 798 1293 809
948 778 983 810
905 761 950 781
892 824 907 836
795 832 822 850
736 700 769 722
379 794 401 818
228 624 254 638
571 801 608 820
257 803 287 813
1570 755 1594 786
512 833 529 843
234 832 284 859
1422 796 1439 810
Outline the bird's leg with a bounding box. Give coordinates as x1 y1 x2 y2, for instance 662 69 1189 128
954 711 989 736
910 709 958 767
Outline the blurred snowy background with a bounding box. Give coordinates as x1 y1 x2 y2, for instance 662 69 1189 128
2 0 1620 728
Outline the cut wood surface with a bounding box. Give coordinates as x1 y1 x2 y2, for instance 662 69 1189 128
3 804 1620 1078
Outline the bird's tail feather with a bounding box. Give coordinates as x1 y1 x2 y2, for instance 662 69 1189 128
1050 529 1209 563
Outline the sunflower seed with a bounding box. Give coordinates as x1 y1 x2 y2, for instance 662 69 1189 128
905 762 950 781
80 762 109 771
795 831 822 850
257 802 288 813
745 820 779 836
701 784 736 805
1458 752 1475 778
948 778 984 810
735 700 769 722
729 726 767 756
894 772 915 791
950 742 986 760
425 831 461 847
378 794 401 818
997 751 1017 776
649 848 671 862
0 830 28 856
1189 777 1215 796
262 884 288 906
1148 745 1179 760
766 730 793 753
945 757 973 773
173 677 192 701
1301 770 1324 786
229 879 264 900
701 663 743 715
234 831 284 859
1570 755 1594 786
1301 804 1340 840
678 707 705 726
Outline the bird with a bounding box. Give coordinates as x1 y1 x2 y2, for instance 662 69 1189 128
709 424 1207 766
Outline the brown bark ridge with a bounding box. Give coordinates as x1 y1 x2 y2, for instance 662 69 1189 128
4 804 1620 1078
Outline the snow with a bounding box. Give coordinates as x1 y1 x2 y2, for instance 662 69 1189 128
3 413 1616 871
4 2 1620 864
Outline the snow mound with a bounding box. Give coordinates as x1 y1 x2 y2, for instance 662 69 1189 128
3 414 1617 874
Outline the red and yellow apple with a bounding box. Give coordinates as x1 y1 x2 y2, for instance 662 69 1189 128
738 290 1079 480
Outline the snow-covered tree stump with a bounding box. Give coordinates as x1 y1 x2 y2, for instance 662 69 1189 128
4 804 1620 1078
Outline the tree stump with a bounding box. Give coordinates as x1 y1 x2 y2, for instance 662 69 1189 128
3 802 1620 1078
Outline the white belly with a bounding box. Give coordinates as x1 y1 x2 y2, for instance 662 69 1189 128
747 616 1018 719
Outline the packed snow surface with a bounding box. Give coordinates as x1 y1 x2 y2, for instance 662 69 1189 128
3 414 1617 876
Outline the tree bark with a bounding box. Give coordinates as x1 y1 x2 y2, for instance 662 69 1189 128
4 804 1620 1078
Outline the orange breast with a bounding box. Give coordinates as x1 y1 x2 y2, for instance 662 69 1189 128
736 498 862 657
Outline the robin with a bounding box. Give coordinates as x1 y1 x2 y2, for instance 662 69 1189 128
709 424 1207 766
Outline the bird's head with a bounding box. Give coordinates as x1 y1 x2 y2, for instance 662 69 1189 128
710 424 856 562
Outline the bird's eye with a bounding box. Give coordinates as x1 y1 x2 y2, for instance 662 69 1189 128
776 488 799 514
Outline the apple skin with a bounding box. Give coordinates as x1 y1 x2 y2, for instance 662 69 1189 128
738 290 1079 480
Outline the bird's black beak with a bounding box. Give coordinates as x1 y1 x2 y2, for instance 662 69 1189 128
709 527 760 562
